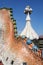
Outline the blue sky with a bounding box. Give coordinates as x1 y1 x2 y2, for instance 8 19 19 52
0 0 43 35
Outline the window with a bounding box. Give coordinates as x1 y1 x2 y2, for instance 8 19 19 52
11 60 14 65
23 62 27 65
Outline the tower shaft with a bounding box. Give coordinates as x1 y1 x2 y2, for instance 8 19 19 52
20 6 39 40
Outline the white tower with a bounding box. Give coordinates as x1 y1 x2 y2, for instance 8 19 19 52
20 6 39 40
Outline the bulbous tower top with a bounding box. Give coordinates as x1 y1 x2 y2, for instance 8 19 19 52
24 6 32 14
